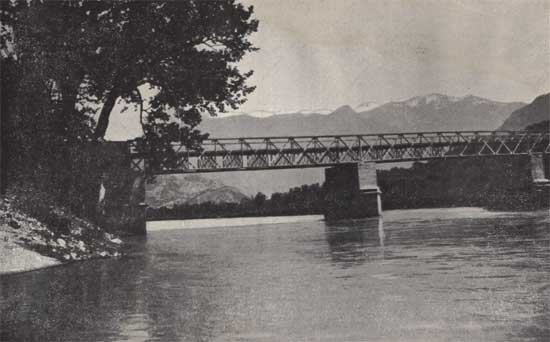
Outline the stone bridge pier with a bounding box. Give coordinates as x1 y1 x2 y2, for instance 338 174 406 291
95 142 147 236
323 162 382 220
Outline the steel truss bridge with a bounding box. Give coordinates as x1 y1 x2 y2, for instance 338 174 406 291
130 131 550 174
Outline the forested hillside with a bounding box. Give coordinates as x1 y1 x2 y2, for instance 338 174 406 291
499 93 549 130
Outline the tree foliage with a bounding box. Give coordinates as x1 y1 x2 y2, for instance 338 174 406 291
3 0 257 135
1 0 258 213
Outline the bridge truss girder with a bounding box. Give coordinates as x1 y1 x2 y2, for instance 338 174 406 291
129 131 550 174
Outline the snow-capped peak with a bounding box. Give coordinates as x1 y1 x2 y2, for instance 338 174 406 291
355 101 380 112
402 94 459 107
426 93 458 104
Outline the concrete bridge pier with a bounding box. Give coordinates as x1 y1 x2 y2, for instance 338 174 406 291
530 154 549 186
323 162 382 220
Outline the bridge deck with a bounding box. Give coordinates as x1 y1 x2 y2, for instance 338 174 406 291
130 131 550 173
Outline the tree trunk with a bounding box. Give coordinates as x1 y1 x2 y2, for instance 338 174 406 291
0 82 6 198
93 89 119 140
52 85 79 204
0 58 16 197
0 68 6 197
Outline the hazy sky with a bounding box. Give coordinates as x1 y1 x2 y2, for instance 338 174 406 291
235 0 549 113
106 0 549 140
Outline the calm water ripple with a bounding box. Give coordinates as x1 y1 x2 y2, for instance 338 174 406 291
1 208 549 342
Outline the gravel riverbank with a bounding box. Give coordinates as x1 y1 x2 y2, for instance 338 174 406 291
0 201 123 275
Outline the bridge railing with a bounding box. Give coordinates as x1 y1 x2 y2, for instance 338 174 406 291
129 131 550 173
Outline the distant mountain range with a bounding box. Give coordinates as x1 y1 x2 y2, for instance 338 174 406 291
148 93 547 208
200 94 525 138
498 93 549 130
146 174 248 208
358 94 525 132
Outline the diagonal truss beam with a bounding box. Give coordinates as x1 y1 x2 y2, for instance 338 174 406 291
131 131 550 173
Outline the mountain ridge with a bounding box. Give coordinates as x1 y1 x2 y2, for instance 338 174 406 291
146 174 249 208
200 94 525 138
498 93 549 130
147 93 537 208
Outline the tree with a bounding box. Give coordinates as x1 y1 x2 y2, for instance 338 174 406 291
0 0 258 212
253 192 267 208
525 120 550 132
2 0 258 162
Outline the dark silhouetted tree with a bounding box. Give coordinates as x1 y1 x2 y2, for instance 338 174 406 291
1 1 258 206
253 192 267 208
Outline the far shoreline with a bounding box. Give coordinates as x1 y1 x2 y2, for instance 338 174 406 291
146 207 549 232
147 214 324 231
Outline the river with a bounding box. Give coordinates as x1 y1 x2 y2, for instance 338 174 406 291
1 208 549 341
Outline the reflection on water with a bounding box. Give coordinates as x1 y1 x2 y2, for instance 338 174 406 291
1 239 222 342
378 217 385 247
1 208 549 342
1 253 148 341
324 217 385 268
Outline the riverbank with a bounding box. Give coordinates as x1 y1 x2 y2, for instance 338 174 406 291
146 207 543 232
0 200 123 275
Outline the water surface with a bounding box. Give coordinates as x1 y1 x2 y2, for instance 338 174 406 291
1 208 549 341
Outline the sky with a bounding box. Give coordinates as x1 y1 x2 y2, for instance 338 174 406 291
105 0 549 140
235 0 549 113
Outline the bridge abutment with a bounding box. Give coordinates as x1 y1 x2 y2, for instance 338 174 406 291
323 162 382 220
95 142 147 236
